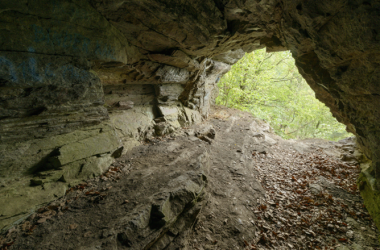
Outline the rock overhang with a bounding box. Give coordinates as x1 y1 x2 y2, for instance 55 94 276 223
1 0 380 235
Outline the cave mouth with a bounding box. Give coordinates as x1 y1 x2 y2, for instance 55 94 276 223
216 48 352 141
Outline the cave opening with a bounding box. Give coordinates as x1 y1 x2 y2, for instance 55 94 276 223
216 48 352 141
1 0 380 247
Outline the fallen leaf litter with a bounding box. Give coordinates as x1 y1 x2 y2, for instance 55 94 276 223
247 145 379 249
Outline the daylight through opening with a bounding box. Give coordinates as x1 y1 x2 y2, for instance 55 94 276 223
216 49 352 141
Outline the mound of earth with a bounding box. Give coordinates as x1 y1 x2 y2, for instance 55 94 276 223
1 106 379 250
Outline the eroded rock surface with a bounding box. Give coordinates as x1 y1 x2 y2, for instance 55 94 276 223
2 107 378 249
1 0 380 234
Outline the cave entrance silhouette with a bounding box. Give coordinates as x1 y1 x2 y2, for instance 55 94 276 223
215 49 352 141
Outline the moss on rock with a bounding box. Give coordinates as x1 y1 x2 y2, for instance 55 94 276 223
358 162 380 243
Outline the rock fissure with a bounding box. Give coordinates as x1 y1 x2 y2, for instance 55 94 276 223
0 50 79 59
3 107 378 249
1 0 380 246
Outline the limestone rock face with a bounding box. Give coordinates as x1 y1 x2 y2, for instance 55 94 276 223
1 0 380 234
278 1 380 228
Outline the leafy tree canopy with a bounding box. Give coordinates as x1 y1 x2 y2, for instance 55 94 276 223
216 49 351 141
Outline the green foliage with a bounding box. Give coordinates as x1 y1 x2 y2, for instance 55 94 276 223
216 49 351 141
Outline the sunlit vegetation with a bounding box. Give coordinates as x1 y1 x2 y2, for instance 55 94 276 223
216 49 352 141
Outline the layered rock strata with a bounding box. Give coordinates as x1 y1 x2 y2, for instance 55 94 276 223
5 107 379 249
1 0 380 233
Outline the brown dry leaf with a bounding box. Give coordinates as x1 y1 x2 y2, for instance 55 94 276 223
42 210 56 217
21 221 31 231
83 231 92 238
47 205 59 211
37 218 47 224
251 145 378 249
37 207 46 213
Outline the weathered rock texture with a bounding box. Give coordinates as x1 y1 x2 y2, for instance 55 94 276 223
1 0 380 234
4 107 379 249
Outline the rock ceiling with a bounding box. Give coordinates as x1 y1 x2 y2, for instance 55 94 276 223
0 0 379 234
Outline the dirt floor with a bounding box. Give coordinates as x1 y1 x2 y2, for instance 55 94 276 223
1 106 379 250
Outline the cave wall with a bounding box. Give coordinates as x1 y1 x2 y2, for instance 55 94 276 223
278 0 380 229
1 0 380 232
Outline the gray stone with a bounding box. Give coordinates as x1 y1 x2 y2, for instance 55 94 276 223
347 230 354 239
116 101 134 109
1 0 380 235
212 49 246 65
309 183 323 195
158 106 179 121
56 130 120 166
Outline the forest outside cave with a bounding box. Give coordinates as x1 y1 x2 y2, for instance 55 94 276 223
216 49 352 141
